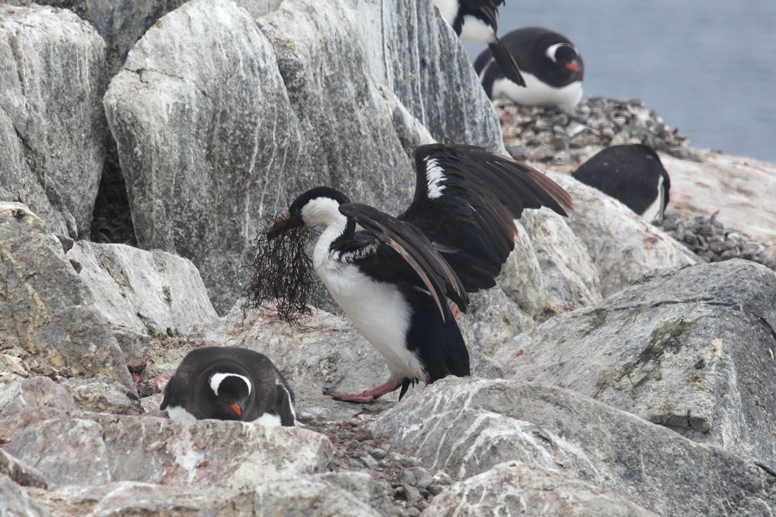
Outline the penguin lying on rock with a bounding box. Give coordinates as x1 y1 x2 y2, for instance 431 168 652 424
161 347 296 426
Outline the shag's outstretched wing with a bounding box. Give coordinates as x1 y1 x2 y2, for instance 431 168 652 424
400 143 573 292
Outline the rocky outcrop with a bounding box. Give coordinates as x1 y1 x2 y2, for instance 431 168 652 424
425 461 656 516
492 259 776 470
372 378 776 516
0 203 131 388
0 5 107 238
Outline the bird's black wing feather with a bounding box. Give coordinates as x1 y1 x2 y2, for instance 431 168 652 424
337 203 469 318
400 143 573 292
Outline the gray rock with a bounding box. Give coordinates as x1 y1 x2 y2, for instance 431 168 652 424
60 377 142 415
0 204 133 390
0 377 76 445
0 475 50 517
318 471 400 516
493 260 776 470
251 476 385 517
104 0 311 314
424 461 655 516
550 173 698 297
0 5 107 238
26 473 392 517
0 450 48 490
6 413 332 489
68 241 219 336
28 481 250 517
5 0 284 75
372 378 776 516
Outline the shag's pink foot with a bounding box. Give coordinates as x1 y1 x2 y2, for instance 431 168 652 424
323 378 401 404
450 302 462 326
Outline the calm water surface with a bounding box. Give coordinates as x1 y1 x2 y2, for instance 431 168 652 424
464 0 776 163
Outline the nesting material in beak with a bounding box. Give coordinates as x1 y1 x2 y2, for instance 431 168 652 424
246 214 316 324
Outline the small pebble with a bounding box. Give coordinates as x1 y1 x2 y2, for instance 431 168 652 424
370 447 387 459
360 454 380 470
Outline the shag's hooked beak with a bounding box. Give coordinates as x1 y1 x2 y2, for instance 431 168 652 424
565 60 581 73
267 211 304 240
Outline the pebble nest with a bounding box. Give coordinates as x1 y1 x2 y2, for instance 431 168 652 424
660 212 776 270
496 96 700 165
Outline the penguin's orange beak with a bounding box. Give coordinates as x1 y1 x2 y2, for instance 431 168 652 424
230 403 242 417
565 61 580 73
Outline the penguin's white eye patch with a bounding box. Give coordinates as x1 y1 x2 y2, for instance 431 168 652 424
209 373 252 396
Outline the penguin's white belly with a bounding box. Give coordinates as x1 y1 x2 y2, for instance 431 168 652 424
315 259 426 381
492 72 582 108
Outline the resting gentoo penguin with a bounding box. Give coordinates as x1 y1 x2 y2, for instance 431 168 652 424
474 27 584 108
432 0 526 87
572 144 671 224
265 143 573 403
161 347 296 426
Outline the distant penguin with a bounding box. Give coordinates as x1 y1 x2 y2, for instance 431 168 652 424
432 0 526 87
474 27 584 108
572 144 671 224
161 347 296 426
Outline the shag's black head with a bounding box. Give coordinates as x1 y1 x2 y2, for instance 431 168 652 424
267 187 351 239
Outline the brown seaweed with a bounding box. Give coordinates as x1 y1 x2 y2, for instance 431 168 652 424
245 216 316 324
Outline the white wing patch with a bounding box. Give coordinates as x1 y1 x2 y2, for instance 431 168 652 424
209 372 252 397
335 242 379 263
424 157 447 200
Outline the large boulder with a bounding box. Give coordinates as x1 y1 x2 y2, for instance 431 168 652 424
492 260 776 470
104 0 504 314
5 413 332 489
0 4 107 238
69 241 218 336
372 378 776 516
0 203 132 389
549 172 698 297
424 461 655 516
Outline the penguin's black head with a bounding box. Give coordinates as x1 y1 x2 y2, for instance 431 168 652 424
205 372 252 421
549 43 583 76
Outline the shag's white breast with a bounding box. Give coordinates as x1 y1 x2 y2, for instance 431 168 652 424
492 72 583 108
313 240 426 381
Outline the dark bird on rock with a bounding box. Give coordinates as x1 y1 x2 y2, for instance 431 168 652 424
161 347 296 426
263 143 573 403
572 144 671 224
474 27 584 108
432 0 526 87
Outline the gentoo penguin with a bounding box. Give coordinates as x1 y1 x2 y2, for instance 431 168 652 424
160 347 296 426
572 144 671 224
474 27 584 108
432 0 526 87
264 143 573 403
